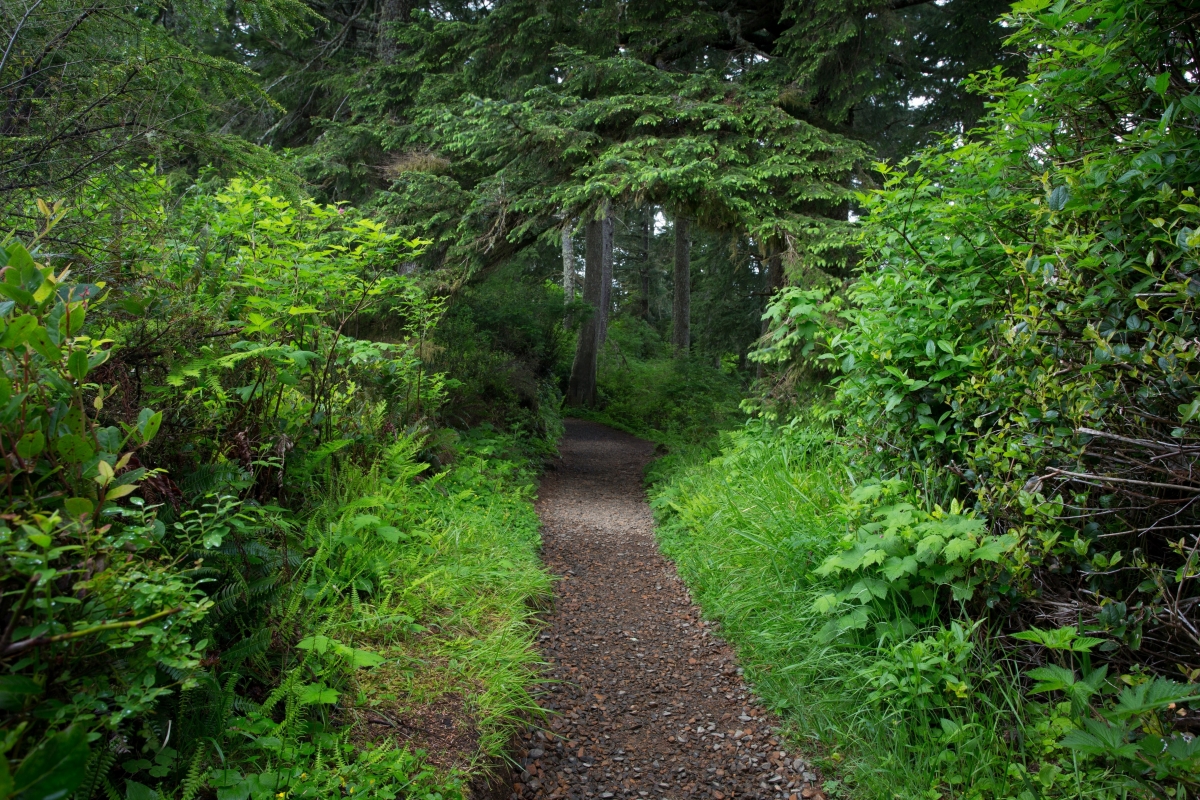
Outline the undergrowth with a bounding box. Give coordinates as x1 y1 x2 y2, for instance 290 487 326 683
570 317 745 448
651 419 1178 799
201 427 552 800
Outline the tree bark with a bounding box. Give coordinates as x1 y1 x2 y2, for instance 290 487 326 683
567 212 610 407
757 245 784 378
597 208 613 348
638 206 651 320
562 220 575 328
377 0 412 63
672 215 691 356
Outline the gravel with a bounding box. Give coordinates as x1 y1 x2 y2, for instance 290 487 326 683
510 420 825 800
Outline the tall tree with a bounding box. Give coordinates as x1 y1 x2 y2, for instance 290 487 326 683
638 207 653 321
562 220 576 326
597 208 614 349
567 210 612 406
672 216 691 356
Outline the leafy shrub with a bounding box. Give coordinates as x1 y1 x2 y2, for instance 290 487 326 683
762 0 1200 683
0 222 210 799
735 2 1200 793
814 480 1017 639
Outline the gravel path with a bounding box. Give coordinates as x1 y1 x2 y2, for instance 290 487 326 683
510 420 824 800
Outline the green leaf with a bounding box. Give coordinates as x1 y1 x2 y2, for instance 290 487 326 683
12 725 89 800
137 408 162 443
66 349 89 381
25 325 61 362
0 675 43 711
55 434 95 464
376 525 403 543
63 497 94 518
296 635 331 654
350 649 385 668
16 431 45 459
298 683 338 705
1048 185 1071 211
0 314 37 348
0 754 12 800
4 242 35 273
124 780 159 800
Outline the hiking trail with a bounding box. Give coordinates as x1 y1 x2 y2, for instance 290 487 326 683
510 420 824 800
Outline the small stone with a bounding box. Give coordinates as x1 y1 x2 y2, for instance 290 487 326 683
802 771 817 782
530 748 545 758
801 789 817 799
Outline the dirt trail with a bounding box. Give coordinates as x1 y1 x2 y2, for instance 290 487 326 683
510 420 823 800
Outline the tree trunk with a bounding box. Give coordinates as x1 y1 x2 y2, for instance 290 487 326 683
757 246 784 378
672 215 691 356
562 220 574 328
638 207 651 320
377 0 412 63
567 214 609 407
597 208 613 348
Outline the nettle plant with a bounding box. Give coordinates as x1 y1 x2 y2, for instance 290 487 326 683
0 216 211 800
814 480 1018 641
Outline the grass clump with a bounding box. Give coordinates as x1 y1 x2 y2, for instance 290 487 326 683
205 427 552 799
652 419 1146 799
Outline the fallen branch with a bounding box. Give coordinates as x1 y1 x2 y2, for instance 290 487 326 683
1077 427 1200 454
1045 468 1200 494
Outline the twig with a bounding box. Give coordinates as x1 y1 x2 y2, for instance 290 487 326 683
1076 427 1200 454
0 574 37 651
1045 468 1200 494
2 606 182 657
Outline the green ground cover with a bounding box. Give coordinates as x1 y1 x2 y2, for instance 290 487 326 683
650 421 1134 799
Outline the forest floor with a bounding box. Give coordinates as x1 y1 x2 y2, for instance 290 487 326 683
508 419 825 800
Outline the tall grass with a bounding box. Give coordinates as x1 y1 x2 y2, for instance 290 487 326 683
207 429 553 799
650 420 1130 799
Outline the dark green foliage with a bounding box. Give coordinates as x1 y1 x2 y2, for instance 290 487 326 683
430 257 570 441
749 0 1200 793
0 0 307 236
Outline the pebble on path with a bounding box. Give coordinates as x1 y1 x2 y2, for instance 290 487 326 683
512 420 824 800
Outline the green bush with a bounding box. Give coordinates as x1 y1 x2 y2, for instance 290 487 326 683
651 420 1169 798
0 222 210 799
738 1 1200 792
0 181 553 800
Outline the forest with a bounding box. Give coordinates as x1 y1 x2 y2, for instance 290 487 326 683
1 0 1198 798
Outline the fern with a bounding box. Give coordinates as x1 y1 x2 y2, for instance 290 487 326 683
179 743 207 800
79 743 117 800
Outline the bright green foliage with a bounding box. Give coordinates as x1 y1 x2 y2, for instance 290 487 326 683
814 481 1017 639
737 0 1200 792
0 221 211 800
183 430 551 800
0 181 554 799
764 0 1200 665
576 317 745 447
652 421 1163 798
134 177 437 472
